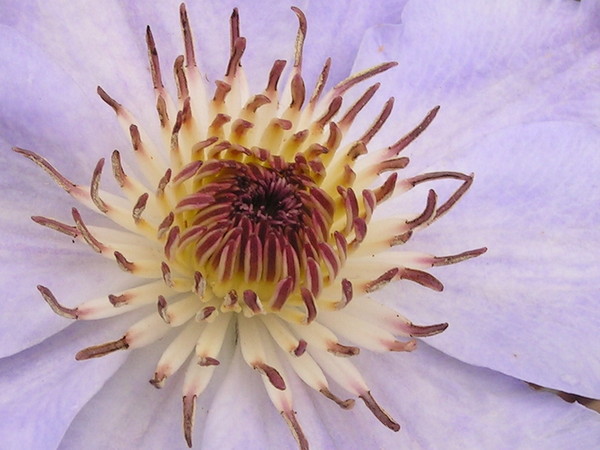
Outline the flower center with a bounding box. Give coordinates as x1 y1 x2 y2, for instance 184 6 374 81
14 5 486 449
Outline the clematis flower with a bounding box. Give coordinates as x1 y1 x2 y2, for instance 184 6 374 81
1 0 599 449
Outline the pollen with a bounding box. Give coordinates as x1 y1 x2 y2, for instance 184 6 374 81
14 4 486 449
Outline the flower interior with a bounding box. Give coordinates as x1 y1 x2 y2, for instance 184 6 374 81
14 5 486 449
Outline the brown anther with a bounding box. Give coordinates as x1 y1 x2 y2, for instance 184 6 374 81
320 388 355 409
229 8 240 52
347 141 368 161
180 96 193 124
377 156 410 174
111 150 126 187
157 169 172 198
157 95 169 128
196 306 216 321
37 285 78 319
213 81 232 104
90 158 108 213
327 342 360 357
325 122 342 152
132 193 149 223
315 96 342 128
271 277 294 311
75 337 129 360
209 113 231 132
291 6 307 69
72 208 104 253
129 124 142 152
407 171 473 220
294 339 308 357
390 231 413 246
359 97 394 145
157 295 170 323
290 73 306 110
114 251 135 273
266 60 287 93
96 86 122 112
388 105 440 156
31 216 78 238
161 262 173 288
243 290 263 314
12 147 77 193
244 94 271 113
309 57 331 106
339 83 380 129
431 247 488 266
364 268 400 293
149 372 167 389
405 189 437 229
198 356 220 366
373 173 397 204
232 119 254 138
225 37 246 78
157 213 175 240
400 268 444 291
359 391 400 432
179 3 197 67
282 410 309 450
305 143 328 159
337 278 353 309
174 55 189 100
334 61 397 96
191 137 219 156
164 226 180 260
255 362 286 390
388 339 417 352
108 293 130 307
403 322 449 337
145 26 164 89
182 395 196 448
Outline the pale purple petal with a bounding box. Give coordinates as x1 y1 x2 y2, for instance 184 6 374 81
348 0 600 172
383 121 600 398
58 343 600 449
0 319 129 450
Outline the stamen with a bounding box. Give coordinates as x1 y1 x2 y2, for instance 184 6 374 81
96 85 122 113
255 362 286 390
405 189 437 229
400 268 444 291
90 159 109 213
132 193 149 223
359 97 394 145
359 391 400 432
72 208 105 253
146 26 164 89
387 105 440 156
75 337 129 360
291 6 307 70
179 4 197 68
339 83 380 130
282 410 309 450
31 216 78 238
37 285 78 319
266 60 287 94
320 388 355 409
308 58 331 107
182 395 196 448
12 147 78 194
430 247 488 266
333 61 397 96
225 37 246 78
